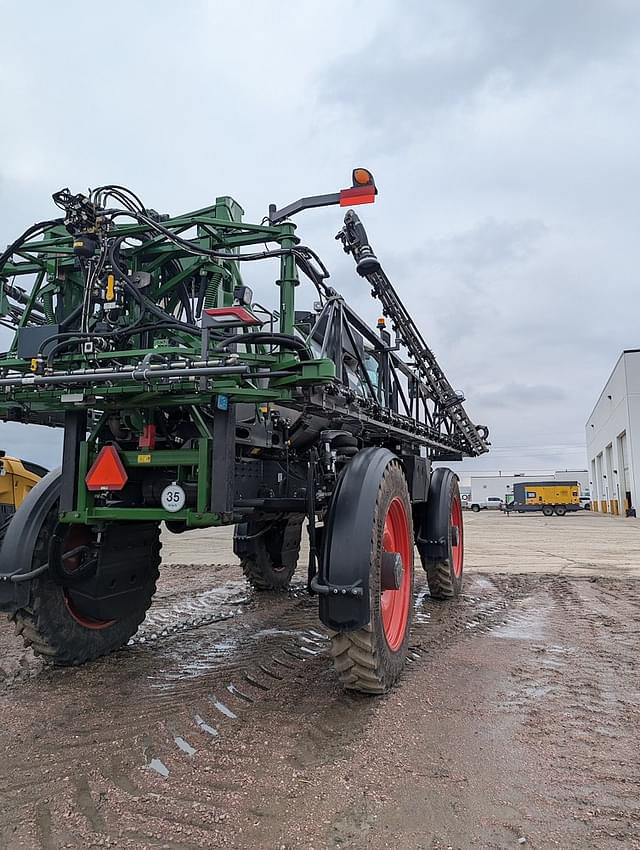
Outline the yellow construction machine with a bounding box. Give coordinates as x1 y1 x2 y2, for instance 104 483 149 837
0 453 47 520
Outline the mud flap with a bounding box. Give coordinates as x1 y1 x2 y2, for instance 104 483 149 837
415 467 458 566
316 447 396 631
0 468 62 613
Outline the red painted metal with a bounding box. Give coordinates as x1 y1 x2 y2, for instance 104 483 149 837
451 494 463 577
339 186 376 207
85 445 128 492
202 306 262 326
380 496 412 650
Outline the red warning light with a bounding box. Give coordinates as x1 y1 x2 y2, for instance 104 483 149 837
339 168 377 206
85 445 128 492
339 186 376 207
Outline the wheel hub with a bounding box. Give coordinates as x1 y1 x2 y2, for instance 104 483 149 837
381 551 403 590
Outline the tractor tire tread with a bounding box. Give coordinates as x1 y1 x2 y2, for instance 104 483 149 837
237 516 304 592
329 461 413 694
12 519 161 666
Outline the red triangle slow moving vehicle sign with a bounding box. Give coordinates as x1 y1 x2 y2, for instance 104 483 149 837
85 445 129 492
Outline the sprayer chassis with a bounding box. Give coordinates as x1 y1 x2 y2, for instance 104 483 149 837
0 175 488 692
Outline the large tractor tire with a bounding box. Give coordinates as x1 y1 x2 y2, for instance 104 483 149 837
6 480 160 665
327 457 414 694
233 515 304 591
417 468 464 599
13 514 160 665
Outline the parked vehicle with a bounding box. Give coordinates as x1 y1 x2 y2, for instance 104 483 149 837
470 496 503 512
507 482 581 516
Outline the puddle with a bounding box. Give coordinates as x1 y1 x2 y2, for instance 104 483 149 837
524 684 555 698
414 585 433 625
492 611 546 641
208 696 238 719
194 714 218 736
227 683 254 702
146 757 169 778
473 576 497 590
174 736 196 756
132 581 250 645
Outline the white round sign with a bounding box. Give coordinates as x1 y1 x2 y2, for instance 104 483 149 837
161 483 186 513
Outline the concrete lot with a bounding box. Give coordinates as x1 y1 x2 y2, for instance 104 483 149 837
161 509 640 578
1 506 639 849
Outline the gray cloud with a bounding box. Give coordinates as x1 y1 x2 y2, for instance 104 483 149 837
473 382 567 409
0 1 638 477
323 0 640 132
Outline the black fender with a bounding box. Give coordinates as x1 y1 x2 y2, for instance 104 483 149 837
0 467 62 613
317 447 397 632
415 467 458 565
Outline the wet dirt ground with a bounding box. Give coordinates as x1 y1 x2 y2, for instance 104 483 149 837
0 512 639 850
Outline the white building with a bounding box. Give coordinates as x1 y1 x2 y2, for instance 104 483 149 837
470 470 590 507
586 349 640 517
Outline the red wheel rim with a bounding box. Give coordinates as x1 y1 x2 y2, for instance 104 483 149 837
381 497 412 651
61 525 115 631
451 494 463 577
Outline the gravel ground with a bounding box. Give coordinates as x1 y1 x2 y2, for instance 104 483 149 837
0 512 638 850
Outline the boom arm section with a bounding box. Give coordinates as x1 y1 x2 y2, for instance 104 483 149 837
337 210 489 458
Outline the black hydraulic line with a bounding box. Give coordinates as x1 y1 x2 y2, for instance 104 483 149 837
8 562 49 583
214 332 312 358
0 219 63 271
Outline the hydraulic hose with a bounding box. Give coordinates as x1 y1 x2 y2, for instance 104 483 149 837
214 332 311 358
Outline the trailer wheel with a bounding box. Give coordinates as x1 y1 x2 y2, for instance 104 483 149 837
233 515 303 591
329 461 414 694
418 468 464 599
542 505 554 517
12 508 160 665
471 504 480 513
554 505 567 516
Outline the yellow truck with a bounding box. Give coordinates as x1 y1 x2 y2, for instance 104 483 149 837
508 481 581 517
0 453 47 522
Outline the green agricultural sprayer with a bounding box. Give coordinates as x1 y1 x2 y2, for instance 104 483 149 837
0 170 488 692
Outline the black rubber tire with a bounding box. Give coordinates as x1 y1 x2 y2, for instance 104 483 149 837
12 509 160 666
471 504 480 512
329 461 414 694
554 505 567 516
542 505 554 517
233 515 303 591
419 468 464 599
0 511 15 545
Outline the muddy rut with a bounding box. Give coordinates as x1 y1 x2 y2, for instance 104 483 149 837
0 563 638 850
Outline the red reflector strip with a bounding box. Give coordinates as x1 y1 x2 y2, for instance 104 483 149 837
85 445 128 492
139 424 156 450
339 186 376 207
202 306 262 327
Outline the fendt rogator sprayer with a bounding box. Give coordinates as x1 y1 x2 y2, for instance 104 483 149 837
0 169 489 693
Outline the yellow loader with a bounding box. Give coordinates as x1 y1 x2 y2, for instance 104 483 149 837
0 453 47 523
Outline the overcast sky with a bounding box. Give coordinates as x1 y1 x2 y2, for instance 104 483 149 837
1 0 639 478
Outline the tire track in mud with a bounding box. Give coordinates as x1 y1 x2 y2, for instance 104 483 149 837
0 571 616 849
0 571 336 848
486 576 640 849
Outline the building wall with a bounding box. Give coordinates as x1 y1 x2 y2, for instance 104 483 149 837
585 350 640 516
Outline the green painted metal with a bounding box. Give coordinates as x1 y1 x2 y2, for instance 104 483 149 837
59 508 223 526
0 180 405 530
